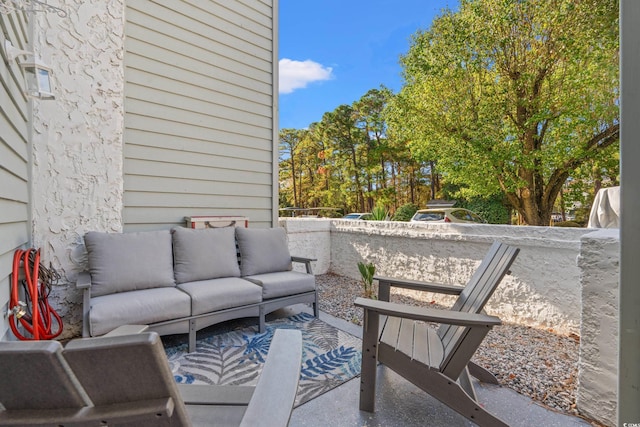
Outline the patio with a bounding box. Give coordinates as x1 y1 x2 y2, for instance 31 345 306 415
0 2 636 424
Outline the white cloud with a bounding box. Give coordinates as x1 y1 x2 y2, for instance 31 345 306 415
279 59 333 94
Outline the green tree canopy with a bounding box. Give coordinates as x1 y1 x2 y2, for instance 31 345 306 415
388 0 619 225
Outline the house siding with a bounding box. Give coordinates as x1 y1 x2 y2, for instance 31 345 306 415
0 13 31 338
123 0 277 230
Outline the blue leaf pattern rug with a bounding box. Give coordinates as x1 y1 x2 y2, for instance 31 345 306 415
163 312 362 406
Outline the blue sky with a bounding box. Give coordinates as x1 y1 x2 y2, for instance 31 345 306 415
278 0 458 130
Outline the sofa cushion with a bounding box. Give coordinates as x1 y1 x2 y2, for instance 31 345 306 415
172 227 241 284
244 271 315 300
236 227 292 276
89 287 191 336
177 277 263 316
85 230 175 297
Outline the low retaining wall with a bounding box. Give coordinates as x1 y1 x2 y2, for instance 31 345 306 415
280 218 620 426
283 218 588 335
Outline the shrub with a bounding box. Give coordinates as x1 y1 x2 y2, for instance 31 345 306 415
458 196 511 224
357 261 376 299
393 203 420 221
370 204 390 221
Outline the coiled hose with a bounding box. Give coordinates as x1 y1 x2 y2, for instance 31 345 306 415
9 249 63 340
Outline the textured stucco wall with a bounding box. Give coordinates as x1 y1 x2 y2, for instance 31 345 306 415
281 219 590 336
280 219 331 274
30 2 125 338
576 229 620 426
330 220 588 336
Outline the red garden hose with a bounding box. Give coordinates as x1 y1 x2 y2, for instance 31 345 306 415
9 249 63 340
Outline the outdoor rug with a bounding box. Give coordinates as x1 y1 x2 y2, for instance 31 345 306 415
163 312 362 406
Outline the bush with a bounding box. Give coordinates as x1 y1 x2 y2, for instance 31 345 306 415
393 203 420 222
458 196 510 224
553 221 583 228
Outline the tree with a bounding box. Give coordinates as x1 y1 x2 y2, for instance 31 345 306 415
317 105 368 212
389 0 619 225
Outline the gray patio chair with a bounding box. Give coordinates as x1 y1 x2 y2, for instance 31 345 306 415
0 329 302 427
355 241 519 427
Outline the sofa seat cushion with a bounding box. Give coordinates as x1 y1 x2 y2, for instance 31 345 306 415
236 227 292 276
172 226 241 284
84 230 175 297
244 271 315 300
177 278 263 316
90 287 191 336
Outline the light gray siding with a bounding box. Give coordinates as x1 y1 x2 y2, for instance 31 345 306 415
124 0 278 230
0 13 31 338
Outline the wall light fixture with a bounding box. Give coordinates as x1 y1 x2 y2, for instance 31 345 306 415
4 40 55 100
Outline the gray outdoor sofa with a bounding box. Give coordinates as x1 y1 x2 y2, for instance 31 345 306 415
77 226 317 351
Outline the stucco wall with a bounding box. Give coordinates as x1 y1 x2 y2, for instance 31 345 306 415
280 219 331 273
279 219 593 336
30 2 126 338
576 229 620 426
326 219 588 336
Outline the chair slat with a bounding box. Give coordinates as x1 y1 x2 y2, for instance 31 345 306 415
412 322 430 365
412 323 444 368
426 327 444 368
439 243 512 344
380 316 402 347
439 243 519 373
396 319 414 355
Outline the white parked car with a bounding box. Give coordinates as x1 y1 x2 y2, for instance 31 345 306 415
342 213 373 220
410 208 486 224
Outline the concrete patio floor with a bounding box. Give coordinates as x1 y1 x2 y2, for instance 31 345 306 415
282 304 594 427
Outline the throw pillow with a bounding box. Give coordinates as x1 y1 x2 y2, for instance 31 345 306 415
172 226 241 283
236 227 292 276
84 230 175 297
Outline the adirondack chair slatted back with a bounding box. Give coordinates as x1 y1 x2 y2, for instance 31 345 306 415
437 242 519 377
0 341 89 411
64 332 191 426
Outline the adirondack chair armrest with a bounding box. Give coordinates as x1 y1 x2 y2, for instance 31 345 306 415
354 297 501 327
374 275 464 301
291 256 316 274
239 328 303 427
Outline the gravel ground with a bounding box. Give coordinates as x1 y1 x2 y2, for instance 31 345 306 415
316 273 582 418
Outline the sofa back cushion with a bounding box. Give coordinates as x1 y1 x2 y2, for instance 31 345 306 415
236 227 292 276
84 230 175 297
172 226 241 284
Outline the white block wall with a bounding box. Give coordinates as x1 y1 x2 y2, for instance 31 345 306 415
326 219 586 335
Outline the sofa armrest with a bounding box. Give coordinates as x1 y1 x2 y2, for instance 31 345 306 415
291 256 316 274
76 271 92 290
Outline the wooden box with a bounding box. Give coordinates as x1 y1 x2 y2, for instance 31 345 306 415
185 216 249 229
